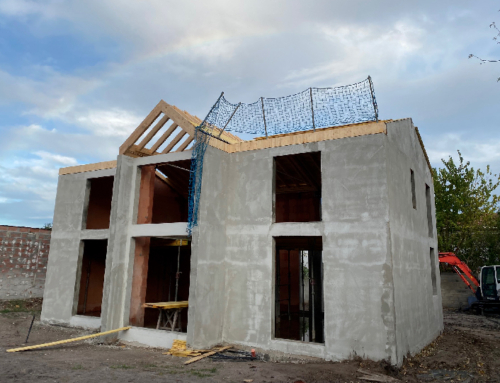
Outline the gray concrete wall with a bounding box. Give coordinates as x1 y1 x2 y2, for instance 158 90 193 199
385 119 443 364
194 134 397 362
41 168 114 324
188 146 230 348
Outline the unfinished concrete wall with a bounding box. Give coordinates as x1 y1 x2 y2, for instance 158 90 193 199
0 226 51 299
193 134 397 362
41 168 114 325
385 119 443 364
188 146 230 348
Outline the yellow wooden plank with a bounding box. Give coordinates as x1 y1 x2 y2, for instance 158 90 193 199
119 102 163 154
59 160 117 175
142 301 189 309
184 346 232 365
137 115 170 150
6 326 131 353
162 130 187 153
150 122 178 153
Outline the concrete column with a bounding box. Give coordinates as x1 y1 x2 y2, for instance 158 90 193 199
100 155 137 333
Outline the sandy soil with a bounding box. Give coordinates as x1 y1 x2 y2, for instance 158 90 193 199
1 300 499 382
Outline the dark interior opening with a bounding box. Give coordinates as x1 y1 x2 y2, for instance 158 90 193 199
137 160 191 224
274 236 323 343
130 237 191 332
274 152 321 223
77 240 107 317
86 177 114 229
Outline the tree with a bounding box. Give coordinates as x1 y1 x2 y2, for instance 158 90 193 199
469 14 500 81
41 222 53 230
433 151 500 270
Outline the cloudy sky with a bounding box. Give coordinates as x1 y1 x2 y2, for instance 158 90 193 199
0 0 499 227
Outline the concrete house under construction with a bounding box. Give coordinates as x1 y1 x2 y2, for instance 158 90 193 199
41 80 443 365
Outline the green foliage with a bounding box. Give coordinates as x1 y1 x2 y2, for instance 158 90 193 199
433 151 500 270
41 222 52 230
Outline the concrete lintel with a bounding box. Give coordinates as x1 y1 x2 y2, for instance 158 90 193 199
118 327 186 349
69 315 101 329
269 222 323 237
130 223 188 238
133 151 192 167
80 229 110 240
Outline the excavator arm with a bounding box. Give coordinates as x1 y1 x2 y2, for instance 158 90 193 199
438 252 480 294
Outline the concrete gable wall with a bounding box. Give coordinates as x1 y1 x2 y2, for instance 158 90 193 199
385 119 443 364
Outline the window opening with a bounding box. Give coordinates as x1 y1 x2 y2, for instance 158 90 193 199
129 237 191 332
77 240 108 317
274 152 321 223
426 184 433 237
137 160 191 224
410 169 416 209
430 248 437 296
481 267 497 300
85 176 114 229
274 236 323 343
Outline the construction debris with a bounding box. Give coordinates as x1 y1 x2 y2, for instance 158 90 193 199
162 339 207 358
357 368 401 382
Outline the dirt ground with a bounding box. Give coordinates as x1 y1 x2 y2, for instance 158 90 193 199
1 299 500 382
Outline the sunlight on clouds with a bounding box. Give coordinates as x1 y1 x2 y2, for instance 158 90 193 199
73 108 141 137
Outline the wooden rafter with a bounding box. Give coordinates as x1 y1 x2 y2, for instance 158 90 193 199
118 100 242 158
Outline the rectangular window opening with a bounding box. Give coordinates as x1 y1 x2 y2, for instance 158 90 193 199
430 247 437 296
84 176 114 229
76 240 108 317
410 169 416 209
426 184 433 237
274 152 321 223
136 160 191 224
129 237 191 332
274 236 324 344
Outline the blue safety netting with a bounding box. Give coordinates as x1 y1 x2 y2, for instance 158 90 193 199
187 76 379 235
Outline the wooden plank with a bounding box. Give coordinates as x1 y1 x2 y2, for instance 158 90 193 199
59 160 117 175
175 136 194 152
137 115 170 150
184 346 232 365
6 327 131 353
162 130 187 153
143 301 189 309
150 122 178 153
161 102 196 137
119 102 163 154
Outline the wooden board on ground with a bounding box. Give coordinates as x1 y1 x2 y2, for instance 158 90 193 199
6 327 131 353
184 346 232 365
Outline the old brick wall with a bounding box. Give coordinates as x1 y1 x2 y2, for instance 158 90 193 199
0 225 51 300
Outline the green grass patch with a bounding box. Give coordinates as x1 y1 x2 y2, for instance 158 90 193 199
110 364 135 369
71 364 84 370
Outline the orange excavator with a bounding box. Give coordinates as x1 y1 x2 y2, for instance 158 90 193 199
439 252 500 312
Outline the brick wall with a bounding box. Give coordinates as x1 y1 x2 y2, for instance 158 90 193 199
0 225 51 300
